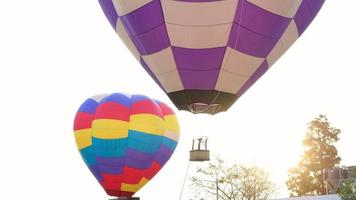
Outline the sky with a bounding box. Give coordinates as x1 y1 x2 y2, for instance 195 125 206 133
0 0 355 200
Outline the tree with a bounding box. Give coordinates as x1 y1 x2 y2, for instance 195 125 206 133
339 182 356 200
339 168 356 200
190 156 276 200
286 115 341 196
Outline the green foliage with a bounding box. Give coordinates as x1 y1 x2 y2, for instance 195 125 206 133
339 182 356 200
286 115 341 197
190 156 276 200
339 168 356 200
352 168 356 178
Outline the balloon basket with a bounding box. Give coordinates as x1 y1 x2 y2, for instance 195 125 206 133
189 137 210 162
190 150 210 162
109 197 140 200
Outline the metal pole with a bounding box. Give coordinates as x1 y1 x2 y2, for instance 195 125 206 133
205 139 208 151
198 138 202 150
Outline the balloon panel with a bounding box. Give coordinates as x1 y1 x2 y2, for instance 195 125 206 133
73 93 180 197
99 0 325 114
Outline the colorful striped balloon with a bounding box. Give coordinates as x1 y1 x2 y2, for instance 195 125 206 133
98 0 325 115
73 93 180 198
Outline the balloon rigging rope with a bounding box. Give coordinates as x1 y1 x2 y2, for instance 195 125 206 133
179 161 191 200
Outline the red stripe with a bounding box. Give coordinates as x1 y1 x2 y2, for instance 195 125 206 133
102 174 124 185
121 162 162 183
104 189 134 198
95 102 130 121
145 162 161 179
73 112 94 130
100 162 162 191
100 178 122 190
121 167 146 184
158 102 175 116
131 100 163 117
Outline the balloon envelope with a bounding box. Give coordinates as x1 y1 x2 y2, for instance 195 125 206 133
73 93 180 197
99 0 325 114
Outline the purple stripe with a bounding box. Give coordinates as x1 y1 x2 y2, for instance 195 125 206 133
97 164 123 174
228 23 279 57
294 0 325 35
126 148 155 161
172 47 226 90
234 0 291 39
96 156 125 166
228 0 295 57
175 0 221 2
130 24 170 55
120 0 164 36
88 164 103 181
124 148 156 169
172 47 226 70
98 0 118 29
93 145 173 173
178 69 221 90
154 145 174 166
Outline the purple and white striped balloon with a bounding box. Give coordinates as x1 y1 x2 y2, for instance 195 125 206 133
99 0 325 115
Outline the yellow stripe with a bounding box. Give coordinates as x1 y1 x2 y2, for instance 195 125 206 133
121 178 149 193
91 119 129 139
74 129 92 150
130 114 164 136
164 115 180 134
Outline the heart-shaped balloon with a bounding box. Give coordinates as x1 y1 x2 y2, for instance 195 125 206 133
98 0 325 114
73 93 180 198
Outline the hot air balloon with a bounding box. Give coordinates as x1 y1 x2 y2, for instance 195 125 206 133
98 0 325 114
73 93 180 199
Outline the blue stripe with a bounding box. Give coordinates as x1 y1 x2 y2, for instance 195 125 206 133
89 131 177 157
92 137 127 157
128 130 163 153
100 93 132 108
78 99 99 114
129 130 162 144
162 137 177 150
80 146 96 166
94 147 126 157
153 99 162 105
92 137 127 149
127 138 160 153
131 94 151 103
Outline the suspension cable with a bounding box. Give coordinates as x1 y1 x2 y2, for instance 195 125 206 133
179 161 191 200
